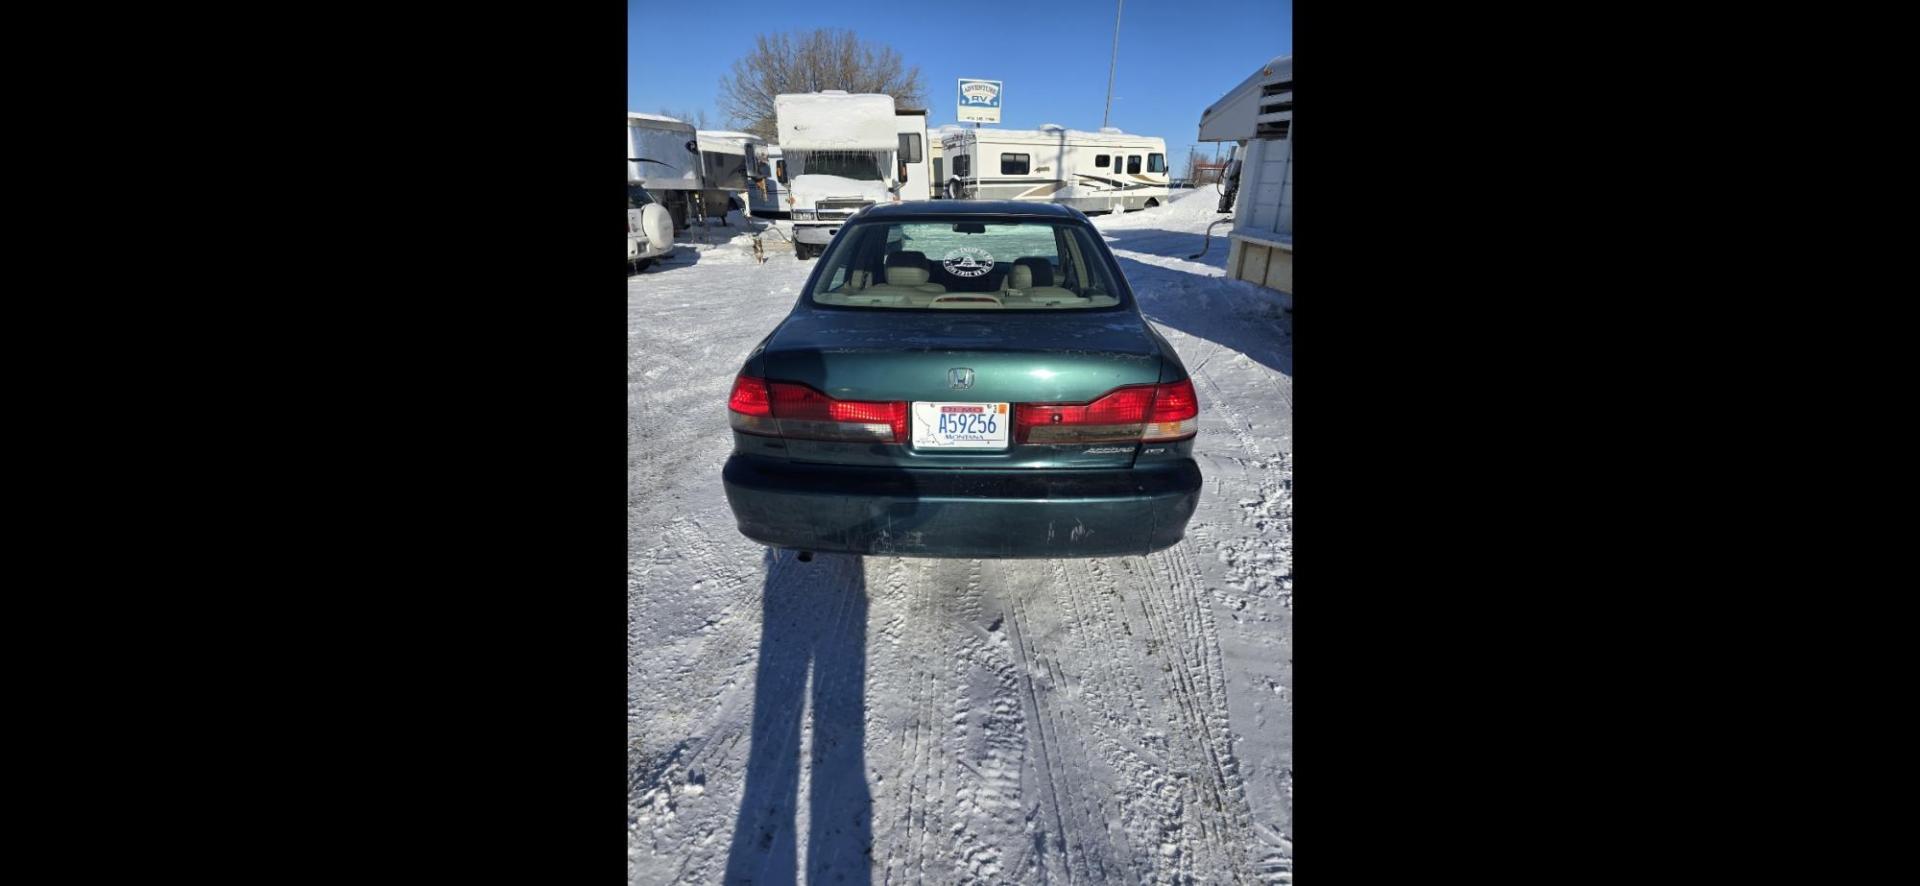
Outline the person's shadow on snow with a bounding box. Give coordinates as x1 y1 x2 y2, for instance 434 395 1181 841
723 549 873 885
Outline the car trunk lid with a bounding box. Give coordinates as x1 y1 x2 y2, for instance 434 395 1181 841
754 308 1164 468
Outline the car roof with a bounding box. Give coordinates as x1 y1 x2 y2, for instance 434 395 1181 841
858 200 1085 221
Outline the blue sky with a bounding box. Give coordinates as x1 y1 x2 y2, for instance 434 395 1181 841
628 0 1290 173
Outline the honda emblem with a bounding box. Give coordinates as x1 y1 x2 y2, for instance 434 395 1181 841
949 368 974 390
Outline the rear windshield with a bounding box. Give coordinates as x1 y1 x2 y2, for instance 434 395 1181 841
811 220 1123 311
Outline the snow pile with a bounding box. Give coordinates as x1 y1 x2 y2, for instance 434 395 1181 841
628 111 692 128
1097 182 1229 232
775 93 897 149
947 126 1158 144
695 130 764 149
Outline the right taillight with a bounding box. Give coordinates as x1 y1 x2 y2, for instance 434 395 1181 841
1015 379 1199 445
727 374 908 442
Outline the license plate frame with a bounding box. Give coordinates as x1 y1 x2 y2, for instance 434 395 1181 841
911 401 1011 449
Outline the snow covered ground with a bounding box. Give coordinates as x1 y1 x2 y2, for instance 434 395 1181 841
629 186 1292 884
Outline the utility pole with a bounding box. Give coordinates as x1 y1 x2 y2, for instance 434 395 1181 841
1102 0 1124 129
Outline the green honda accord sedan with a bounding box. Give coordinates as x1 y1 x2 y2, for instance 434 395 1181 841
722 200 1202 558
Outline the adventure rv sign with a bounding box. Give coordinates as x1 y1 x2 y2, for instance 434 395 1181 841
957 78 1002 124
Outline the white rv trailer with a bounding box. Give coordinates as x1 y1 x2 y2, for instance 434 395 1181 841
929 139 944 198
695 129 767 218
629 112 703 227
942 126 1170 212
774 91 906 259
931 125 967 198
1198 55 1291 303
747 145 784 217
895 109 930 202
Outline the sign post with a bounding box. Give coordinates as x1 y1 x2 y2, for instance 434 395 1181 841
957 78 1002 124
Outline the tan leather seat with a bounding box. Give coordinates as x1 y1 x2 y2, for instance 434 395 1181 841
1005 263 1085 305
865 251 947 296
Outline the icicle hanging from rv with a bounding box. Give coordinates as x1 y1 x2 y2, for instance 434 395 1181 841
787 150 888 181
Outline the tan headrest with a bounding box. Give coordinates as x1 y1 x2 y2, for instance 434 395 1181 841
886 265 930 286
1009 264 1033 289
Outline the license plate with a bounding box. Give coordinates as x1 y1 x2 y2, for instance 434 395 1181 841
911 401 1010 449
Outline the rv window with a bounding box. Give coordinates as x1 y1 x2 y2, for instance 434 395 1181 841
1001 153 1030 175
953 154 970 177
898 133 923 163
1127 155 1142 174
1148 153 1166 173
933 158 943 181
1094 154 1110 168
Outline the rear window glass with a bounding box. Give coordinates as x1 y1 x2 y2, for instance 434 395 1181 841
953 154 970 177
811 220 1123 311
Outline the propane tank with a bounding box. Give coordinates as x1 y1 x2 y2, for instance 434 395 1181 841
1217 145 1243 214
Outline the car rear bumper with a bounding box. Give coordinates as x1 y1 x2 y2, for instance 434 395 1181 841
722 454 1201 558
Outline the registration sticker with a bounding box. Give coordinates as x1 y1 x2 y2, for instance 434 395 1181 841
911 401 1010 449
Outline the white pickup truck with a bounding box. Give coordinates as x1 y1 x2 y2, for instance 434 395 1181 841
629 183 675 272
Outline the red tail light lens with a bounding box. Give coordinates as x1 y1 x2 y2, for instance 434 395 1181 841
1142 378 1200 441
1015 380 1200 444
727 375 771 415
727 375 907 442
727 375 778 435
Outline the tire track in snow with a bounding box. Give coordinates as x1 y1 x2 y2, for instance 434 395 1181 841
1148 544 1258 880
1046 557 1157 881
996 570 1080 885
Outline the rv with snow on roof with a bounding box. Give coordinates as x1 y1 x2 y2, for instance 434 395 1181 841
943 126 1169 213
774 91 915 259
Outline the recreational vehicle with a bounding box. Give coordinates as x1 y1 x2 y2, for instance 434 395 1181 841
774 91 911 259
895 109 930 202
629 112 704 227
929 139 944 198
748 145 784 217
1198 55 1291 302
942 126 1170 213
695 129 767 219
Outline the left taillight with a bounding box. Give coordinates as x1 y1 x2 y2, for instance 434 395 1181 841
728 374 907 442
